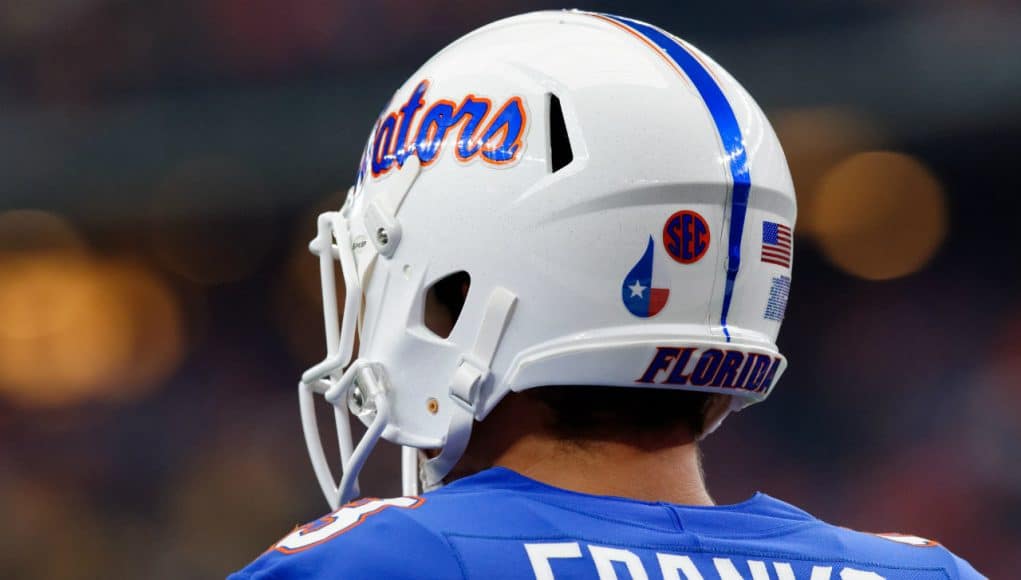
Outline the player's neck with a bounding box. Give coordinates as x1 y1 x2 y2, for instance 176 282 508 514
450 392 716 506
491 433 714 506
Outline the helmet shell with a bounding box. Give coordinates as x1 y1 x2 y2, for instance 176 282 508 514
344 10 796 447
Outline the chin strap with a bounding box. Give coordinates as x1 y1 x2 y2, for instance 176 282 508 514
419 286 517 491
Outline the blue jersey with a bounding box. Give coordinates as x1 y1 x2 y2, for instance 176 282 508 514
230 467 983 579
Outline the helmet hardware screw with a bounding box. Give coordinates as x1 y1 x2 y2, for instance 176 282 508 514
426 398 439 414
376 227 389 246
350 383 366 414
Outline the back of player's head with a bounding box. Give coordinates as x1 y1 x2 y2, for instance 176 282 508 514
297 10 797 508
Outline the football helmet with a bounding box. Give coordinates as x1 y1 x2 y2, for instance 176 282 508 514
300 10 796 508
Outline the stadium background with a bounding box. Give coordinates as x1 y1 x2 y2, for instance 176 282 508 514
1 1 1019 577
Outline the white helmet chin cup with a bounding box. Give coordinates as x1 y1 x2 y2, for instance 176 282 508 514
299 10 796 508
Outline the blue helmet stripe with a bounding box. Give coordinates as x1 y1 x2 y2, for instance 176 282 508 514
595 13 751 341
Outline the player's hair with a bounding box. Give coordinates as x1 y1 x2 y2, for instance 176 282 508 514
429 275 715 441
527 387 715 441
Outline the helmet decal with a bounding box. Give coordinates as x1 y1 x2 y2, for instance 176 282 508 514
763 275 792 322
663 210 710 264
621 236 671 318
593 13 751 341
636 346 782 394
760 221 793 269
370 79 528 178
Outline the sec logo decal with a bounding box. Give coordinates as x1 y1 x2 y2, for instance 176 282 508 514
663 210 710 264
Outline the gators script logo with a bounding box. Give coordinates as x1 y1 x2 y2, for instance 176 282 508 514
366 79 528 179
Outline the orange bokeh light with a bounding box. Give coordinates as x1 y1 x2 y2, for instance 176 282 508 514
0 253 133 405
812 151 948 280
0 209 186 407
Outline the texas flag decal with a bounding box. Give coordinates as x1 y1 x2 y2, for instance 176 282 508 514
621 236 670 318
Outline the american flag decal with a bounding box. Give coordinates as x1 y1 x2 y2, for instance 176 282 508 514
761 221 792 268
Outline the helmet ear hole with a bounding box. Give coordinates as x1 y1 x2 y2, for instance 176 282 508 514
424 271 471 339
548 94 573 173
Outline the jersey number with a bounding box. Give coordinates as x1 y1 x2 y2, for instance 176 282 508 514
274 497 423 554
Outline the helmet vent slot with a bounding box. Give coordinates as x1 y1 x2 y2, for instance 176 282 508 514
424 271 471 339
548 94 573 173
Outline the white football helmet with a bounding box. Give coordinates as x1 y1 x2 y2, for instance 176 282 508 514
300 10 796 509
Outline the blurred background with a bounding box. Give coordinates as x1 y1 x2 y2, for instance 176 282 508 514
1 0 1019 577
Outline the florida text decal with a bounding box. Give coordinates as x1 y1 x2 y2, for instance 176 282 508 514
637 346 782 395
